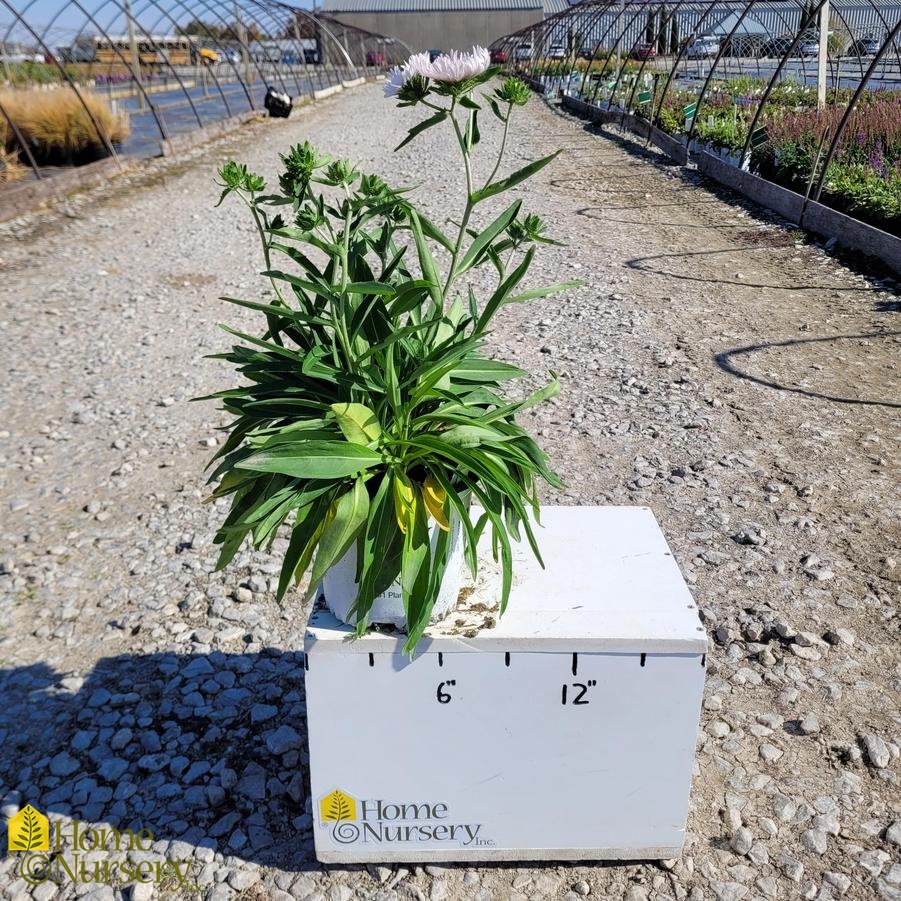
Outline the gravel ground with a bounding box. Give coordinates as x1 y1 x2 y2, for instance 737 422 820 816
1 82 900 901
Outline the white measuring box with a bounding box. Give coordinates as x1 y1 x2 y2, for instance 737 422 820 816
304 506 706 863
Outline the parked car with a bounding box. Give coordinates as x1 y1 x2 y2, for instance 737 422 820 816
686 36 720 59
762 36 793 57
797 39 820 58
489 48 507 64
547 44 567 59
428 48 443 62
366 49 385 66
852 37 880 56
629 43 657 60
578 45 596 60
514 43 532 61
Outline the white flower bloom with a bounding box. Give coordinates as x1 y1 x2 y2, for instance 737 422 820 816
384 66 406 98
427 46 491 83
404 52 435 79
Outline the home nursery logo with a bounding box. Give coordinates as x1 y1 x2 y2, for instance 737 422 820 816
8 805 49 852
318 789 494 848
5 804 197 889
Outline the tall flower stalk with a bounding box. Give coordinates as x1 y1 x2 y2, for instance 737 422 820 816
206 53 577 652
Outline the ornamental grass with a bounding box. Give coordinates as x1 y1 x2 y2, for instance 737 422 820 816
0 88 129 165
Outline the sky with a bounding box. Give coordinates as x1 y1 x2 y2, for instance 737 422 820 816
2 0 318 45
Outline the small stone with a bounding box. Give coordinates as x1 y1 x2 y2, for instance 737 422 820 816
800 828 828 854
228 869 260 891
49 751 80 776
777 852 804 882
886 821 901 847
573 881 590 896
251 703 278 724
759 743 783 763
97 757 129 781
824 873 852 895
266 725 303 755
730 827 753 856
708 721 731 738
859 849 890 877
182 656 215 678
799 714 820 735
710 882 748 901
862 734 891 768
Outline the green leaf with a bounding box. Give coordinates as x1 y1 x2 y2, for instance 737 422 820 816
395 109 448 152
471 150 561 203
465 108 481 151
473 246 536 337
437 424 510 448
413 211 455 253
507 280 583 303
400 485 431 636
456 200 521 278
310 478 370 589
408 210 443 310
236 441 382 479
451 359 527 382
330 403 382 445
276 499 332 599
345 281 395 295
350 474 400 625
483 93 507 122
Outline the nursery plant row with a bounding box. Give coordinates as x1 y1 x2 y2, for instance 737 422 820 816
569 72 900 236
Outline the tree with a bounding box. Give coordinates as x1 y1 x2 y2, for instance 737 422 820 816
178 19 229 40
645 9 656 44
670 15 680 55
657 6 669 54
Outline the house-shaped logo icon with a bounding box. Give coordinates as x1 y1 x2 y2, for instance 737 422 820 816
319 789 357 824
8 805 49 852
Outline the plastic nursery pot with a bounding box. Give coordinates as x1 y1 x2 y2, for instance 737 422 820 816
321 513 466 629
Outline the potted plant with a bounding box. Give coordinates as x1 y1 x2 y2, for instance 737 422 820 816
205 48 577 652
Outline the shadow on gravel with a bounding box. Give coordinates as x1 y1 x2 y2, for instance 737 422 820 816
548 101 901 294
714 331 901 409
0 650 334 873
624 247 880 292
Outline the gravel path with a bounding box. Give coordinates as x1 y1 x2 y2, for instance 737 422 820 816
1 83 900 901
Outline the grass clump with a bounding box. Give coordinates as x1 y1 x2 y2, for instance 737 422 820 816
0 88 129 166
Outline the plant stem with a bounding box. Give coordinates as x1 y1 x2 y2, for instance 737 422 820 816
245 192 286 346
484 102 513 188
333 188 356 373
443 102 475 301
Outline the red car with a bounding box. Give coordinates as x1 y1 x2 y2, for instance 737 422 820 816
366 50 386 67
629 43 657 60
490 48 507 64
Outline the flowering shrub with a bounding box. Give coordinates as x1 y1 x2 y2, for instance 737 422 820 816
208 49 574 651
753 93 901 233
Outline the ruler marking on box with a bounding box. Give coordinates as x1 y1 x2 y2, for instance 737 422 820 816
438 652 444 668
640 653 646 668
572 652 578 676
368 653 374 667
